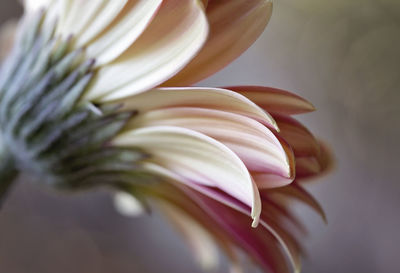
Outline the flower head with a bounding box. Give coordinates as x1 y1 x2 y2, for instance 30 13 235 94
0 1 332 272
115 85 332 272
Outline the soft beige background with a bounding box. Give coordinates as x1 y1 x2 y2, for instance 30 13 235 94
0 1 399 273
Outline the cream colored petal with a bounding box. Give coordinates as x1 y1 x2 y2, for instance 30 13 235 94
113 126 261 225
53 1 162 65
128 107 290 177
84 0 162 64
164 0 273 86
252 172 294 189
85 0 208 101
58 1 126 44
58 0 109 37
113 87 278 130
75 1 127 46
185 187 296 273
274 115 320 157
23 0 53 12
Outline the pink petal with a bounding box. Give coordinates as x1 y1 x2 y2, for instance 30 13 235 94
113 126 262 225
225 86 316 115
184 186 293 273
265 183 327 223
127 107 289 177
273 114 320 157
114 87 278 129
164 0 273 86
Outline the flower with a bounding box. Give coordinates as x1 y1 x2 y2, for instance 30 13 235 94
16 0 273 100
114 86 332 273
0 1 332 273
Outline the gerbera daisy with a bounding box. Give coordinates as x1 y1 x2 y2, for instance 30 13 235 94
0 1 332 272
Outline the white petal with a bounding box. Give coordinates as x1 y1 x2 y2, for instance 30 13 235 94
23 0 53 12
113 87 278 129
84 0 162 64
85 0 209 101
57 1 124 43
128 107 289 176
185 186 300 272
73 1 127 46
113 126 261 225
52 1 162 65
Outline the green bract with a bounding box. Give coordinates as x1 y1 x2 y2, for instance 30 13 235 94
0 11 148 197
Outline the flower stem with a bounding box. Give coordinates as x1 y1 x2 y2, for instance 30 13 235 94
0 146 18 208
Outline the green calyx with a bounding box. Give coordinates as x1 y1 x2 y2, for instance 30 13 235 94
0 10 150 195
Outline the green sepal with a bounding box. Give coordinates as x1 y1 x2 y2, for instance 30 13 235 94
0 9 153 194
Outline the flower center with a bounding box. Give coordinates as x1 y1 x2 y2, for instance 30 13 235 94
0 10 146 190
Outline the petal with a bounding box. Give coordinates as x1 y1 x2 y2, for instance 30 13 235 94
185 184 301 272
23 0 53 12
114 87 278 130
83 1 163 64
85 0 209 101
273 114 320 157
112 125 262 225
296 141 334 181
184 187 293 273
127 107 289 176
225 86 316 115
56 0 123 42
266 183 327 223
251 134 296 189
164 0 273 86
316 142 334 175
252 172 293 189
261 196 308 236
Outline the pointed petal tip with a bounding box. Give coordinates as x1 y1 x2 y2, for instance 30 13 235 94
294 263 302 273
224 86 317 115
305 101 317 112
296 140 335 182
318 141 335 174
251 214 260 228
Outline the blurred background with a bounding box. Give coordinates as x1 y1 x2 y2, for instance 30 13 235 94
0 1 399 273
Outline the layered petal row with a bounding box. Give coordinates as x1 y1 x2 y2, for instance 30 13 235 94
19 0 275 102
165 0 273 86
1 1 332 272
111 86 332 272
